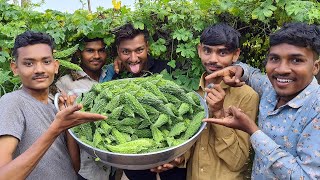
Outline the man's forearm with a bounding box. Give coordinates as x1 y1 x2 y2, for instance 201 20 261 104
0 126 60 179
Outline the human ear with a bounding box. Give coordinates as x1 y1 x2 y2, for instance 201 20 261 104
10 61 19 76
197 44 202 58
312 59 320 76
54 59 60 74
232 48 241 63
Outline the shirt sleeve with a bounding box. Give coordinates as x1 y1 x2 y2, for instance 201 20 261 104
251 120 320 180
237 62 269 97
100 64 115 83
213 89 260 171
0 95 25 140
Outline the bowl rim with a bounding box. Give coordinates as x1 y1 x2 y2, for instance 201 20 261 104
68 121 207 156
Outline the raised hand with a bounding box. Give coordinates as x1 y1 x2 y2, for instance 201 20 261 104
52 93 107 134
205 66 245 87
203 106 259 135
51 104 107 134
113 56 122 74
150 156 184 173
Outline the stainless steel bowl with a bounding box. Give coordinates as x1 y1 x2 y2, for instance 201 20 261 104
68 92 208 170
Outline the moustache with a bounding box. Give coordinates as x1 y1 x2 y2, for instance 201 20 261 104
91 59 103 62
32 75 49 80
271 74 291 79
204 62 223 68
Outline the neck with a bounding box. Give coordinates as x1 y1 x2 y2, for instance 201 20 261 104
276 96 293 109
83 68 101 81
22 86 49 104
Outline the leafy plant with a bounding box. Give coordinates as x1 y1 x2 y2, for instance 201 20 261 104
0 0 319 97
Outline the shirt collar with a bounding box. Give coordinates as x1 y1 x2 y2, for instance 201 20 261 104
287 77 319 108
71 68 106 82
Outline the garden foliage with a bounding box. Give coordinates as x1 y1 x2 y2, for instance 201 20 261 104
0 0 319 96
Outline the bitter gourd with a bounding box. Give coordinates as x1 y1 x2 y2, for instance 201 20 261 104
152 114 169 128
73 75 206 154
182 111 205 140
106 138 154 154
168 122 187 137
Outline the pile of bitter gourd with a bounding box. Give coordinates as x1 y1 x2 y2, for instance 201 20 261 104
72 75 206 154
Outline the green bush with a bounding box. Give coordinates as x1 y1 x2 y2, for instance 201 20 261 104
0 0 319 96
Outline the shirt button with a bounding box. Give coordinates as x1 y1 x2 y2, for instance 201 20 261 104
200 168 204 172
201 147 205 151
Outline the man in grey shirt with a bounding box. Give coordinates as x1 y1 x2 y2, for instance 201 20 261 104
56 37 113 180
0 31 106 179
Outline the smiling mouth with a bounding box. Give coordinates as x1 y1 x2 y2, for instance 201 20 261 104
90 60 102 64
128 61 140 65
32 76 49 80
276 78 293 83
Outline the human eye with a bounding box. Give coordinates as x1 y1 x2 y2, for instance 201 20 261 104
219 50 229 56
85 49 94 53
291 58 303 64
122 49 129 55
203 47 211 55
136 48 144 54
268 56 279 63
43 59 52 65
98 48 106 53
23 61 33 67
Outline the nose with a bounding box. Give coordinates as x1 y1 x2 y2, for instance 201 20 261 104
93 51 100 59
209 52 219 63
130 52 138 62
34 63 45 73
274 60 291 74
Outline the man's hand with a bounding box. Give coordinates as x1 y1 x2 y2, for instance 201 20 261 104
203 106 259 135
150 156 184 173
205 84 225 118
51 93 107 134
113 57 122 74
205 66 244 87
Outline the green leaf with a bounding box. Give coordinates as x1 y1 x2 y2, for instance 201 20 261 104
167 60 176 69
53 44 79 59
58 59 82 71
176 44 196 58
133 21 145 30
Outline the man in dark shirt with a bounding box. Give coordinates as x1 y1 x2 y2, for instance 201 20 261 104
108 23 186 180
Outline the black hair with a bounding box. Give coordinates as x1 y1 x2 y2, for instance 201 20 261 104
200 23 240 52
114 23 149 46
13 30 54 60
270 22 320 59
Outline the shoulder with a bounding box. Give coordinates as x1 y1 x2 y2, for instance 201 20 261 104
56 74 73 84
0 90 24 104
152 58 169 66
148 57 171 73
